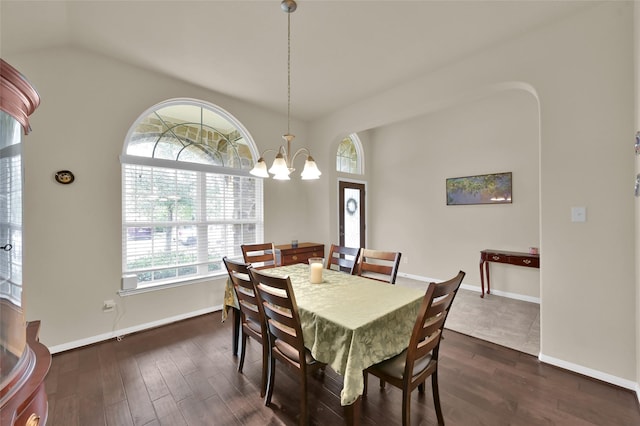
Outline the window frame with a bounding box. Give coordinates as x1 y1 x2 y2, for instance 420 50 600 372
119 98 262 295
336 133 364 175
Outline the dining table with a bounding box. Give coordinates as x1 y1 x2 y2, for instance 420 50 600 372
223 262 425 425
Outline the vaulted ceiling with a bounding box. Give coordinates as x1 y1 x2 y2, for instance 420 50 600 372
1 0 596 121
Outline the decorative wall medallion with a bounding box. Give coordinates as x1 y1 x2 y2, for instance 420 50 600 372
54 170 74 184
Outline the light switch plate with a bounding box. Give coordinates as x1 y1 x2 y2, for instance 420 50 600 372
571 206 586 222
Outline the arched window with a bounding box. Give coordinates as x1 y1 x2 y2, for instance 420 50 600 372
336 133 363 174
120 99 263 292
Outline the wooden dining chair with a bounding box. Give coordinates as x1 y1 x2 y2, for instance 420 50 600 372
326 244 360 274
356 248 402 284
241 242 277 269
249 268 325 426
222 257 269 397
363 270 466 426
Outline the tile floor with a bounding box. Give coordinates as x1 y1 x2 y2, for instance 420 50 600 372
396 276 540 356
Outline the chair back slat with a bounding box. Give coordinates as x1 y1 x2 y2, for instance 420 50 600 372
269 319 300 350
429 293 455 317
326 244 360 274
356 248 401 284
261 300 297 331
241 242 277 269
432 278 463 298
415 330 441 359
418 313 445 341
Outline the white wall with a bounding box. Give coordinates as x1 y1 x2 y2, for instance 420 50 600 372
9 47 312 350
367 89 540 298
308 1 636 386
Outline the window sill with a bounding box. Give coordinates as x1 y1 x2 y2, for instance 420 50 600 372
118 273 227 297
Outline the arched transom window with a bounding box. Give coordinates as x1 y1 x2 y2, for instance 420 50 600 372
120 99 263 292
336 133 363 174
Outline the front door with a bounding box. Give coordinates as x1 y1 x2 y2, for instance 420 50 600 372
339 181 365 248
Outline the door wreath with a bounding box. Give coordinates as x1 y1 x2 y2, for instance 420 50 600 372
346 197 358 215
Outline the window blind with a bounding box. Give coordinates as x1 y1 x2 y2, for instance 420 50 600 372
122 163 263 287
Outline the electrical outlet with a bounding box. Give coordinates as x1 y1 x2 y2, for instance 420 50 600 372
403 256 408 265
103 299 116 312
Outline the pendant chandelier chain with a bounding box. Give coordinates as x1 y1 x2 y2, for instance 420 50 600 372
287 11 291 136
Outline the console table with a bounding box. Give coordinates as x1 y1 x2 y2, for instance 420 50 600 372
275 242 324 266
479 249 540 298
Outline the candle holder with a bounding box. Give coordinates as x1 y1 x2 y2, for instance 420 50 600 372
308 257 324 283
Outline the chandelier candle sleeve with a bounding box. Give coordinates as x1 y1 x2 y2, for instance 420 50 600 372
309 258 324 284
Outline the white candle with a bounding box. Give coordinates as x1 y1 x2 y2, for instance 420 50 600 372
310 262 323 283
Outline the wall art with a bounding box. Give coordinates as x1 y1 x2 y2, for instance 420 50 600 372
446 172 512 205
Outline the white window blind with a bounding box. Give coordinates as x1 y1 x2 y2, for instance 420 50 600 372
0 147 22 304
122 164 263 287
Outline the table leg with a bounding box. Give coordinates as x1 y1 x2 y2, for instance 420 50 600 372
485 261 491 295
479 258 485 298
344 396 361 426
232 306 240 356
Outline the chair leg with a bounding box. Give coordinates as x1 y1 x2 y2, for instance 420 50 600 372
362 371 368 396
260 340 269 397
265 350 276 406
300 372 309 426
238 331 247 373
402 386 411 426
232 308 240 356
432 370 444 425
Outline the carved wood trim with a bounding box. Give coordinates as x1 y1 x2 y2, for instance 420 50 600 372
0 59 40 134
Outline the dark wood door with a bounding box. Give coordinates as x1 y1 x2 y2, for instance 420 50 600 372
339 181 365 248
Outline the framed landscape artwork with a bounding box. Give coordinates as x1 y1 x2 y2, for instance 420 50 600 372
446 172 512 205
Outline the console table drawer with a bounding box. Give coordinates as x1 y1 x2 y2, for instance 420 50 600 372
282 252 322 264
488 253 508 263
509 256 539 268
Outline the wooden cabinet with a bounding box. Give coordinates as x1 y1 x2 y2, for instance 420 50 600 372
276 243 324 266
0 59 50 426
479 249 540 298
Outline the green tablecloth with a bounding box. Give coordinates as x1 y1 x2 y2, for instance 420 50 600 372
225 263 424 406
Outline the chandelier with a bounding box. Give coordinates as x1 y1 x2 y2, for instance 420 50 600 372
250 0 321 181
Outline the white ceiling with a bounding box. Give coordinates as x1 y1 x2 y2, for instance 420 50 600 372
1 0 596 121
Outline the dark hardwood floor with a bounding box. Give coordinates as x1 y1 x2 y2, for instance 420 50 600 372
45 311 640 426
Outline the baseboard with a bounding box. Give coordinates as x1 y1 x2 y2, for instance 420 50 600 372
396 271 440 284
397 272 541 304
539 352 637 392
47 305 222 354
